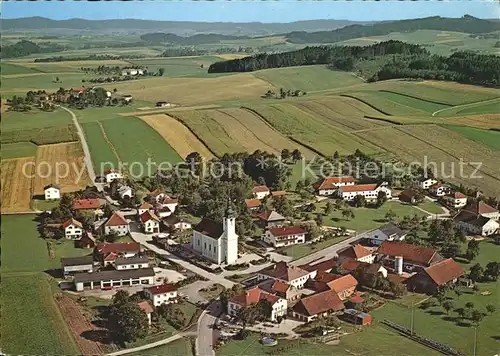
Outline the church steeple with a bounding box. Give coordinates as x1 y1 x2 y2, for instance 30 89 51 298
225 198 235 218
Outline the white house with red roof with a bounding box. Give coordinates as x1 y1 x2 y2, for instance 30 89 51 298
313 176 355 196
138 202 154 216
140 211 161 234
253 185 270 200
155 196 178 218
263 225 306 248
228 287 287 322
95 242 141 266
104 212 129 236
63 218 84 239
454 200 499 236
429 183 450 197
44 184 61 200
336 182 391 201
257 262 312 289
104 170 123 183
450 192 468 208
337 244 374 264
144 284 178 307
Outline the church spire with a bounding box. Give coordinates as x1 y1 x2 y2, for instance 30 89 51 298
225 197 235 218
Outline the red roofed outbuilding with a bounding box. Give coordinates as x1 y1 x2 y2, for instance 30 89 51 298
406 258 465 294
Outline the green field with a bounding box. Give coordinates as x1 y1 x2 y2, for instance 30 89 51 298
1 62 42 75
130 56 226 78
343 92 434 116
376 91 449 113
1 142 38 159
253 65 363 92
82 121 120 171
100 116 182 175
445 125 500 151
1 108 72 130
436 98 500 117
0 72 87 92
128 338 193 356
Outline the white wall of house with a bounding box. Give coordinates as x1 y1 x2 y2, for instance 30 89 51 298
65 224 83 239
173 222 192 230
143 219 160 234
105 224 129 236
482 220 499 236
358 254 375 263
454 198 467 208
254 191 270 200
482 211 499 221
339 187 392 201
115 262 149 270
263 231 305 247
163 202 178 212
75 275 154 292
145 290 178 307
257 273 311 289
105 172 123 183
270 298 288 321
419 179 437 189
318 182 355 196
63 264 93 275
45 187 60 200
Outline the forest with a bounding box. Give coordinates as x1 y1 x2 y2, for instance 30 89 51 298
141 32 248 45
0 40 65 59
208 40 500 87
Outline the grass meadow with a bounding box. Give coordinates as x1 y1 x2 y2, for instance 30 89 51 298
1 142 38 159
1 62 43 75
445 125 500 151
1 108 72 131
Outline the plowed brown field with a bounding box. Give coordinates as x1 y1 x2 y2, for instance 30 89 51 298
1 157 35 212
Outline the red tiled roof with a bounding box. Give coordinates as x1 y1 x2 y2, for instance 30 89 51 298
103 252 118 262
271 280 290 293
147 189 165 198
339 258 362 272
292 290 345 316
377 241 441 266
328 274 358 294
453 192 466 199
423 258 465 286
313 176 355 190
350 292 364 304
257 210 285 222
300 258 338 273
269 226 306 237
96 243 140 255
140 210 160 223
463 200 498 215
259 262 310 282
314 271 342 284
146 284 178 295
337 244 372 260
229 287 280 307
63 218 83 229
105 212 128 227
138 202 153 209
74 199 100 210
253 185 270 193
159 197 178 205
271 191 287 197
245 199 261 208
137 301 154 314
339 184 378 193
104 169 121 175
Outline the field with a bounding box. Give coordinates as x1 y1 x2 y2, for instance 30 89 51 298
446 114 500 130
1 108 72 131
128 338 193 356
435 98 500 117
129 56 225 77
354 125 500 197
445 125 500 151
140 114 215 159
253 65 363 92
81 121 120 171
1 142 38 159
2 124 78 145
1 157 35 213
1 62 43 75
342 92 437 116
32 142 91 196
12 59 132 73
0 72 88 92
246 103 383 156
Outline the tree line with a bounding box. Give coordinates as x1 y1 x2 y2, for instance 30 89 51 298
1 40 65 59
34 54 146 63
141 32 248 45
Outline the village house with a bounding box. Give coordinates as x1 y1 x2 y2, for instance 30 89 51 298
144 284 178 307
327 274 359 300
61 256 94 277
363 223 407 246
335 183 392 201
147 189 170 204
271 191 287 198
406 258 465 294
122 68 144 76
257 262 312 289
63 218 84 240
376 241 443 273
300 257 338 279
448 192 468 208
156 196 179 216
337 244 374 264
228 287 287 322
104 212 129 236
95 243 142 266
122 94 133 103
454 200 499 236
313 176 355 196
192 205 238 265
114 256 149 270
417 177 438 190
74 198 101 213
104 170 123 183
156 206 173 218
258 279 304 302
140 210 161 234
137 301 154 326
245 199 262 211
156 101 171 108
462 200 499 220
78 232 96 249
291 290 345 322
117 185 133 199
257 210 286 228
263 226 307 248
138 202 154 216
164 215 192 231
73 267 155 291
253 185 271 200
44 184 61 200
429 183 450 197
399 188 419 204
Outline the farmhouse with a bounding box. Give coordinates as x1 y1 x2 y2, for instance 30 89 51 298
399 188 419 204
157 196 178 214
462 200 499 220
253 185 270 199
263 225 306 247
44 184 60 200
114 255 149 270
138 202 154 216
448 192 468 208
337 244 374 264
156 101 171 108
192 206 238 265
454 211 499 236
245 199 262 210
327 274 358 300
140 210 161 234
335 183 392 201
407 258 465 294
429 183 450 197
417 177 438 190
376 241 443 273
363 223 406 246
117 185 133 199
258 279 303 302
104 170 123 183
257 262 312 289
313 176 355 196
291 290 345 322
227 287 287 322
137 301 154 326
144 284 178 307
104 212 129 236
74 198 101 212
73 268 155 291
95 243 141 265
63 218 84 240
164 215 192 230
257 210 286 228
61 256 94 277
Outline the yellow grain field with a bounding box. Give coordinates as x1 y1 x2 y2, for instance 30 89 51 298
110 73 273 105
1 157 35 212
217 54 248 60
32 142 91 196
447 114 500 129
140 114 214 159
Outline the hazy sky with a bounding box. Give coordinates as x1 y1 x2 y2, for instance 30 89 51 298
2 1 499 22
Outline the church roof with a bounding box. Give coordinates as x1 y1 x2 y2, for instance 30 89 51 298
194 218 224 239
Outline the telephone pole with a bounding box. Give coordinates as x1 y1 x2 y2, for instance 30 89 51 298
473 327 477 356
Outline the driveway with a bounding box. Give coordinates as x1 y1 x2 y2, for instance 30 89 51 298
196 301 222 356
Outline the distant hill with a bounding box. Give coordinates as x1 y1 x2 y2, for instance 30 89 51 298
140 33 249 45
1 17 371 36
285 15 500 44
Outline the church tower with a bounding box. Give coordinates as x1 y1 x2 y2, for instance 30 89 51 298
223 200 238 265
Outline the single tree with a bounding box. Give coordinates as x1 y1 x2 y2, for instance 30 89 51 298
454 289 462 299
442 300 454 315
471 309 484 325
158 68 165 76
315 213 324 227
352 195 366 208
112 290 130 307
465 301 474 310
281 148 291 161
385 209 397 222
469 263 483 282
324 201 334 215
109 302 149 342
485 304 496 315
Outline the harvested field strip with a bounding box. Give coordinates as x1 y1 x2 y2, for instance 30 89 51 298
354 127 500 197
140 114 215 159
1 157 35 213
343 92 433 116
96 121 121 161
32 142 91 196
379 90 452 107
446 114 500 130
81 122 119 171
1 124 78 145
245 103 383 156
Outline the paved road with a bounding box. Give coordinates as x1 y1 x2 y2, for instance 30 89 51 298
431 97 500 117
196 302 222 356
106 332 194 356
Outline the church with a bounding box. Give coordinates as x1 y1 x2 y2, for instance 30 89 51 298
192 205 239 265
